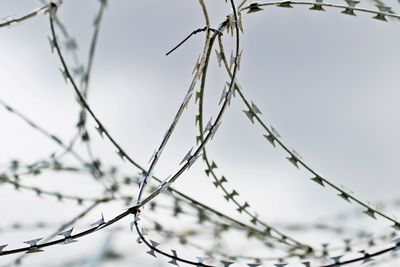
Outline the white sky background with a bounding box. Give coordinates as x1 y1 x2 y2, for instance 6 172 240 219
0 0 400 266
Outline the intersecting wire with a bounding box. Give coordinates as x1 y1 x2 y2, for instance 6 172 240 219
230 0 400 231
0 168 315 262
0 158 83 179
0 185 398 265
44 0 266 250
0 101 116 199
139 213 303 264
0 96 398 239
133 1 400 266
71 0 119 195
131 0 250 265
93 169 400 257
0 175 111 204
38 0 87 158
0 155 396 264
0 168 136 207
0 77 305 258
129 3 390 267
0 1 248 256
193 3 315 257
48 0 238 216
137 196 400 263
190 0 400 261
45 0 211 211
31 0 115 197
135 6 215 205
1 200 102 267
133 5 398 264
212 0 400 261
52 0 117 194
0 98 113 201
0 99 84 164
2 201 396 257
1 151 397 259
0 57 112 195
3 180 397 239
7 0 396 248
142 223 399 265
0 3 125 256
135 215 400 266
134 215 400 267
54 0 400 238
0 161 119 205
0 5 120 251
1 0 400 265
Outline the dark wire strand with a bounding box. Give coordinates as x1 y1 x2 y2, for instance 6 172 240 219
166 27 222 56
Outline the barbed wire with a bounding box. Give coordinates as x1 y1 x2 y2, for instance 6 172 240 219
1 0 399 266
195 15 315 255
1 91 310 257
0 2 51 29
231 0 400 232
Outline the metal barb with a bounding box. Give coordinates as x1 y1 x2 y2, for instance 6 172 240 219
213 176 227 188
168 250 179 265
331 255 342 264
58 228 77 244
287 155 299 168
224 190 238 201
263 133 276 147
205 161 217 176
24 238 42 247
251 102 261 114
277 1 293 8
180 148 193 165
311 176 325 186
91 213 105 227
59 68 68 83
24 238 43 253
237 202 249 213
363 208 376 219
220 260 234 267
210 121 222 139
196 256 208 266
247 3 264 13
47 36 56 53
205 118 214 132
338 192 352 203
148 149 158 163
0 244 8 254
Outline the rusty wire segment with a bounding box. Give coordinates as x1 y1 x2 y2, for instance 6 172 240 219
1 0 400 266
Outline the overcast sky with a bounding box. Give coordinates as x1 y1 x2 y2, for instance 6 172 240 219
1 0 400 266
